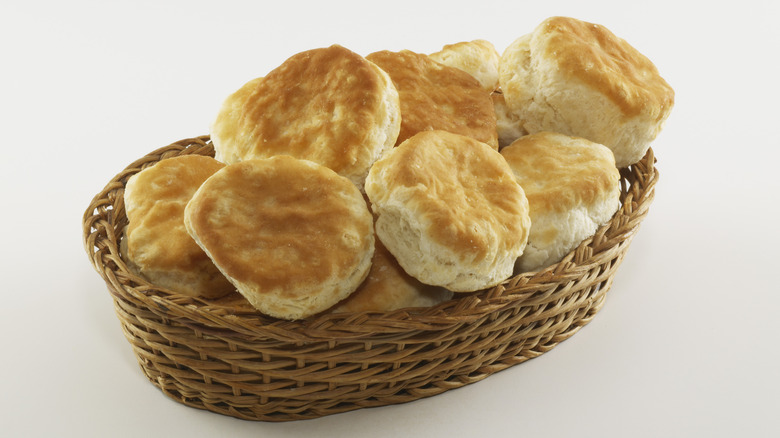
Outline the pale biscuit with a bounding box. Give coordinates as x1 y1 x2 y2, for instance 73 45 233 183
211 45 400 190
123 155 234 299
330 239 453 313
492 91 526 148
429 39 501 92
184 156 374 320
499 16 674 167
365 130 531 292
500 132 621 272
366 50 498 149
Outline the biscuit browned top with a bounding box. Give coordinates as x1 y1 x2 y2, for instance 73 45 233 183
211 45 398 185
124 155 234 298
368 130 527 261
366 50 498 148
184 156 374 299
500 132 620 215
538 16 674 120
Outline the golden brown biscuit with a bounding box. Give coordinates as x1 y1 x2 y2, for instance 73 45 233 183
184 156 375 320
211 45 400 190
330 239 452 313
365 130 530 292
366 50 498 149
429 39 501 92
499 16 674 167
123 155 234 299
501 132 621 272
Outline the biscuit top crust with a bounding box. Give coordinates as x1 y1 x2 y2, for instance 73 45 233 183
185 156 373 297
539 16 674 119
500 132 620 215
366 50 498 148
125 155 225 272
211 45 398 183
367 130 528 261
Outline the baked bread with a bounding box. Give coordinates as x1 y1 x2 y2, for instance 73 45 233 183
184 156 375 320
500 132 621 272
365 130 531 292
211 44 400 190
123 155 234 299
366 50 498 149
429 39 501 92
498 16 674 167
330 239 453 313
492 91 526 148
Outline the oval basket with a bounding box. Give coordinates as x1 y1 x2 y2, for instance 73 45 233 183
82 135 658 422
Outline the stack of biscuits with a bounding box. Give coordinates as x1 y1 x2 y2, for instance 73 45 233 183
122 17 674 320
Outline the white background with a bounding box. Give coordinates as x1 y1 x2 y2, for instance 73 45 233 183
2 1 779 437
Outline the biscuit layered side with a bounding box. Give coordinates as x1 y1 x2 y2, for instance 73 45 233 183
501 132 621 272
498 16 674 167
491 91 527 148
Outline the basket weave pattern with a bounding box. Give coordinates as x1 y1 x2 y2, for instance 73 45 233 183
83 136 657 421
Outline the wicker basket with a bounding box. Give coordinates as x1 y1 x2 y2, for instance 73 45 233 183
82 135 657 422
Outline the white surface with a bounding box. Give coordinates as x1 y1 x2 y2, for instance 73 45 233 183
2 1 779 437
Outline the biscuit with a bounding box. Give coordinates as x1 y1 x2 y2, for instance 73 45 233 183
429 39 501 92
208 77 262 156
184 156 375 320
499 16 674 167
330 239 453 313
492 91 526 148
365 130 531 292
123 155 234 299
211 45 400 190
500 132 621 272
366 50 498 149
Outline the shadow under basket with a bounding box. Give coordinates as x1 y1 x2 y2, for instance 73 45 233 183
82 135 658 422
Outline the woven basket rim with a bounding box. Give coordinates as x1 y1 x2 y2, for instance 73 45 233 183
82 135 658 341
